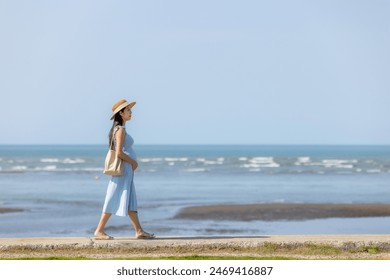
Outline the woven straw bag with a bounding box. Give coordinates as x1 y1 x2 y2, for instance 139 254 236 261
103 131 124 176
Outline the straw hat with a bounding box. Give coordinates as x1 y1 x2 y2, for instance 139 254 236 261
110 99 136 120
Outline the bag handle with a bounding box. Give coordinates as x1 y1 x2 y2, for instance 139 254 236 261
109 126 122 150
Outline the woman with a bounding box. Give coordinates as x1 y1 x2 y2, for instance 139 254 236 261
94 99 155 240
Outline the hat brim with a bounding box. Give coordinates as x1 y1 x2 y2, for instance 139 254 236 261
110 101 136 120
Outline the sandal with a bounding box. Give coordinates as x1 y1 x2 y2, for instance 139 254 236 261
136 231 155 239
94 232 114 240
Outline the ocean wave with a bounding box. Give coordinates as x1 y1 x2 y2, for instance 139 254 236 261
241 163 261 168
295 158 358 169
144 169 157 173
249 157 274 163
40 158 59 163
0 166 103 174
198 158 225 165
367 169 381 173
63 158 85 164
34 165 57 171
1 154 387 176
248 168 261 172
298 159 357 169
245 157 280 168
164 157 188 162
40 158 85 164
186 168 208 173
203 160 224 165
294 157 311 165
12 165 28 171
139 158 163 163
322 159 357 168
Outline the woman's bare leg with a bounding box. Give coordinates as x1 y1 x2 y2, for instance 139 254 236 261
95 212 111 235
128 210 143 235
128 210 155 238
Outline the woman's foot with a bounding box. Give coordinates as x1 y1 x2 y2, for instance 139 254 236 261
136 230 155 239
94 231 114 240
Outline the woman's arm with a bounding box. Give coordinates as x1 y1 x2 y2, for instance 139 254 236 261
115 127 138 170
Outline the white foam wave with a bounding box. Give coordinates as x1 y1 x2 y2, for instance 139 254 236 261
204 160 224 165
40 158 85 164
242 163 261 168
248 157 280 168
139 158 163 163
186 168 207 172
301 159 357 169
322 159 356 169
63 158 85 164
164 157 188 162
0 166 104 173
81 168 103 172
12 165 27 171
294 157 311 165
191 158 225 165
249 157 273 163
34 165 57 171
41 158 59 163
367 169 381 173
238 157 247 161
323 159 357 164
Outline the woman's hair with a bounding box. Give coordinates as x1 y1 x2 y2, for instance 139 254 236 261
108 109 125 148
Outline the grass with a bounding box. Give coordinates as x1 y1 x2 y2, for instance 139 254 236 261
0 256 295 260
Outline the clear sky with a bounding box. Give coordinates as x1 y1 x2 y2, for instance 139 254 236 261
1 0 389 145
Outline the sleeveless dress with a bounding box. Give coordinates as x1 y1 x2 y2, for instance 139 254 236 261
102 126 138 216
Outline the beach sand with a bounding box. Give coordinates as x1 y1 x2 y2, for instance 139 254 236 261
174 203 390 221
0 208 24 214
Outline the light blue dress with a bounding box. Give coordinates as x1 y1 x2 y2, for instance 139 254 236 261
102 126 138 216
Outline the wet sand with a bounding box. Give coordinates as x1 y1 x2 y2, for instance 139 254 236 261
174 203 390 221
0 208 24 214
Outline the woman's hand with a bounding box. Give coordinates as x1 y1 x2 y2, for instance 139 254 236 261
130 160 138 171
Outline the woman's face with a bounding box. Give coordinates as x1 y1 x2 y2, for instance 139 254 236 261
120 106 132 122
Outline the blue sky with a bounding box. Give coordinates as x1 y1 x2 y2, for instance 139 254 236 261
1 0 389 145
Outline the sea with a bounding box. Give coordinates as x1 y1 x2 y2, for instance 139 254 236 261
1 145 390 238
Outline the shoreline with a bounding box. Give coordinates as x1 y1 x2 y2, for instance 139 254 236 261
5 203 390 221
174 203 390 221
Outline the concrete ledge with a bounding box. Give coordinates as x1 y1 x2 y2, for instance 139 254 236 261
1 235 390 259
2 234 390 246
